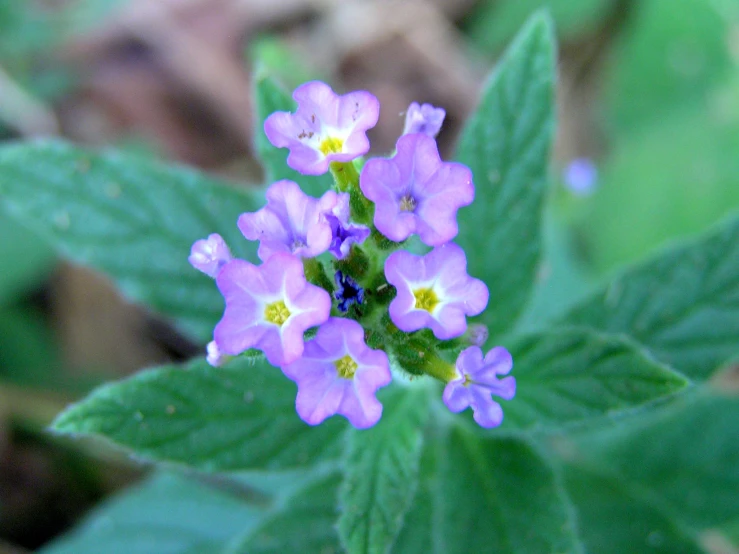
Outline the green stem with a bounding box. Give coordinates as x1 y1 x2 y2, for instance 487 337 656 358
421 352 459 383
329 161 360 192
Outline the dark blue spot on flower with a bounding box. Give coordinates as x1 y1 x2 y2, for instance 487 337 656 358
335 271 364 313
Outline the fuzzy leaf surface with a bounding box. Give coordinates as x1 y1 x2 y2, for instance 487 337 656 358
390 431 438 554
226 471 342 554
0 140 258 342
338 386 430 554
52 356 344 471
502 328 689 431
570 391 739 529
455 11 556 337
393 426 582 553
40 472 266 554
561 463 702 554
561 216 739 381
433 428 582 553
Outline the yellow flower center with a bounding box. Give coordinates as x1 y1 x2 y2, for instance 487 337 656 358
400 194 417 212
413 287 439 312
264 300 291 326
319 136 344 155
335 355 358 379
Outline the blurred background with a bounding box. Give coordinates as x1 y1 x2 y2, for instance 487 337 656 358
0 0 738 550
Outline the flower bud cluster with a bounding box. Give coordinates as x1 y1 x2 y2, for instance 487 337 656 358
190 81 515 429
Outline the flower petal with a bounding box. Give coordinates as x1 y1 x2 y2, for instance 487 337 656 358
442 380 472 413
470 388 505 428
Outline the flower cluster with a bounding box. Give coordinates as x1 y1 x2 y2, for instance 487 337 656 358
190 81 515 429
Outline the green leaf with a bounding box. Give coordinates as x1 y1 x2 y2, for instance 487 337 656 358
390 430 438 554
581 95 739 274
0 0 60 62
0 303 64 388
722 517 739 545
502 328 689 431
248 36 323 93
338 385 430 554
568 391 739 529
40 471 267 554
226 470 342 554
433 427 582 554
455 11 557 338
561 216 739 381
252 73 334 198
464 0 613 54
560 463 702 554
0 140 258 342
51 356 345 471
602 0 733 137
0 215 54 305
394 425 583 553
516 213 595 330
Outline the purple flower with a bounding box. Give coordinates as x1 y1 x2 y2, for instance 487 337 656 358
282 318 392 428
264 81 380 175
238 180 339 262
188 234 233 278
403 102 445 138
466 324 490 347
214 253 331 366
443 346 516 428
563 158 598 195
326 193 370 259
206 341 227 367
384 243 488 340
360 133 474 246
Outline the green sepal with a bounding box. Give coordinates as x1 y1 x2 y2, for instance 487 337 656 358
330 161 373 225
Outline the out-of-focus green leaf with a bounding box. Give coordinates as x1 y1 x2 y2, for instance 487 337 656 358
0 140 258 342
390 429 438 554
562 216 739 382
432 428 582 553
560 463 702 554
568 391 739 529
464 0 614 54
394 428 584 553
603 0 733 137
0 0 58 60
502 328 688 431
580 2 739 272
40 472 267 554
226 471 342 554
338 385 430 554
0 303 62 387
51 356 344 471
721 517 739 545
58 0 129 37
0 216 54 305
455 11 556 338
0 0 77 104
516 213 594 330
581 98 739 273
249 37 321 90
